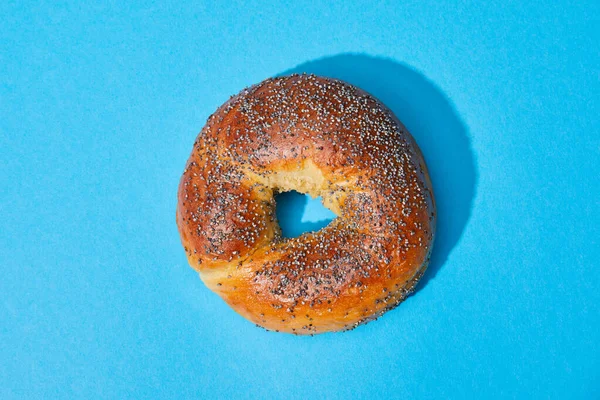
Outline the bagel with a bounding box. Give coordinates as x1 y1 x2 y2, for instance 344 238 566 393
177 74 435 334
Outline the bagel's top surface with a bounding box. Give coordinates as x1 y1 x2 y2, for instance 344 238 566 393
177 74 435 334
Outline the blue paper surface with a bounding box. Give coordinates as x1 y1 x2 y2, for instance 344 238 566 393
1 1 598 398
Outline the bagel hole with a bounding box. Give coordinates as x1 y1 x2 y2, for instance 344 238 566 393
275 190 336 238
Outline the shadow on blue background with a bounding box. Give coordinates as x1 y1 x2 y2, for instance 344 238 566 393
282 54 478 288
275 191 336 238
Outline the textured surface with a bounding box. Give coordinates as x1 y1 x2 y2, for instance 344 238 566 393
177 75 435 333
1 1 599 399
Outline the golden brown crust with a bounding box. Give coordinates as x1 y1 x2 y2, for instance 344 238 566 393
177 74 436 334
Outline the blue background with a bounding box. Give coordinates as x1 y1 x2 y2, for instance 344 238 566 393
1 1 598 398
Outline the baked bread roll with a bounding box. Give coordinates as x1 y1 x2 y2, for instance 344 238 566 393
177 74 435 334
